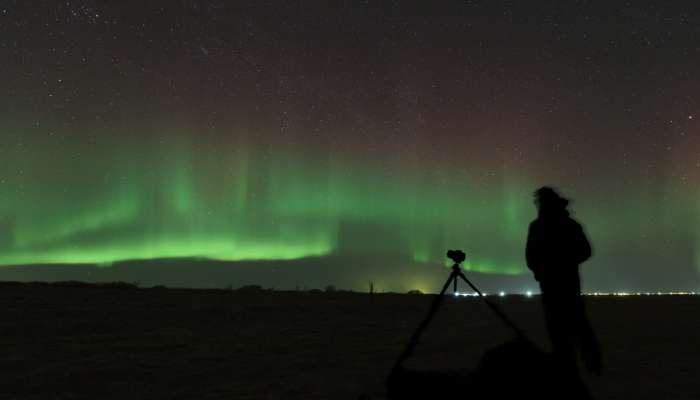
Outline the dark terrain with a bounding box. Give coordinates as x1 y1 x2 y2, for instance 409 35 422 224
0 282 697 399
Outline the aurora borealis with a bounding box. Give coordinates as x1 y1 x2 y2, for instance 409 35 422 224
1 1 699 292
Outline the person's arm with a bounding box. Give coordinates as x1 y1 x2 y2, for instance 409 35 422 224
525 223 541 280
573 222 592 264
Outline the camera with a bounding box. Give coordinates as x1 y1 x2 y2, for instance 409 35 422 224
446 249 466 264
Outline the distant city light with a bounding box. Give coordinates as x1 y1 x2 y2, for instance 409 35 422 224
584 291 698 296
453 291 479 297
452 291 698 298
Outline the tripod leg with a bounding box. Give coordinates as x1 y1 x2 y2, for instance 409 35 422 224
458 271 527 339
389 271 457 376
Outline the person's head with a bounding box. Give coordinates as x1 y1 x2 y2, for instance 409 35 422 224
533 186 569 216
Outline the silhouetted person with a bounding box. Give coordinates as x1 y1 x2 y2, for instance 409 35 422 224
526 186 602 376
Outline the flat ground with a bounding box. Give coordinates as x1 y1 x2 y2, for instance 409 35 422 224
0 283 698 399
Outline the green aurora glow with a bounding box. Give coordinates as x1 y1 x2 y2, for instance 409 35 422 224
1 1 699 292
0 130 530 274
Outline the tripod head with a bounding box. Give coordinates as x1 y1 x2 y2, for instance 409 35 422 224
445 249 467 294
446 249 466 269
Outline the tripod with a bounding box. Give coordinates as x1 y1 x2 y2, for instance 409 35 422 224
389 260 527 375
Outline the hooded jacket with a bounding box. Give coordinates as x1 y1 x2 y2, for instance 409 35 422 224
525 208 592 286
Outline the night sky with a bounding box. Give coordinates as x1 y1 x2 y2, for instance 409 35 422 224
1 1 699 292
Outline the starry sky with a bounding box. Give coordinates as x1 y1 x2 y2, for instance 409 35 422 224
1 1 699 292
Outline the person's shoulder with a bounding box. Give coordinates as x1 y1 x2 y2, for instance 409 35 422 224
564 216 585 231
528 218 545 234
565 215 583 226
